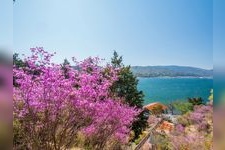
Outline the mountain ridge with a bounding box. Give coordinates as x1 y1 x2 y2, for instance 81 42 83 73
130 65 213 77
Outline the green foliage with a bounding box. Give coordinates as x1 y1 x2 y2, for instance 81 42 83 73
208 89 213 103
13 53 26 87
172 101 193 115
13 53 26 68
13 53 42 87
62 58 70 66
134 131 147 145
61 58 71 78
112 66 144 107
110 51 148 140
188 97 204 106
111 51 123 68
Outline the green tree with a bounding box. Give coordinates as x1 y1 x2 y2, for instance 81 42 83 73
111 51 123 68
13 53 27 87
13 53 41 87
110 51 148 140
61 58 71 79
188 97 204 106
13 53 26 68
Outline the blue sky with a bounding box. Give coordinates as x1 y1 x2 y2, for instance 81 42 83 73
0 0 13 51
213 0 225 67
11 0 216 69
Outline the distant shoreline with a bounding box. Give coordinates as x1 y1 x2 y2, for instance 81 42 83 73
131 66 213 78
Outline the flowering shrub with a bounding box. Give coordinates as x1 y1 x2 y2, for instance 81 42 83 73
147 115 161 126
175 124 185 133
189 105 213 132
169 132 209 150
168 104 213 150
13 47 139 149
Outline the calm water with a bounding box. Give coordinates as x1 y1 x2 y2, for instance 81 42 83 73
137 77 213 105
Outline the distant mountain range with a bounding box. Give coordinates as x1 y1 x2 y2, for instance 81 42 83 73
131 66 213 77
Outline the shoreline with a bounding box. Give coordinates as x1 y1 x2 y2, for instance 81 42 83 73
137 76 213 79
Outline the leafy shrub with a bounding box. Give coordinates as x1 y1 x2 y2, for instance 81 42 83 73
172 101 193 115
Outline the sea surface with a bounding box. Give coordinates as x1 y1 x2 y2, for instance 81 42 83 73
137 77 213 105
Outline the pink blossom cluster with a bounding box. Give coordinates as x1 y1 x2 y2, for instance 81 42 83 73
147 115 161 125
169 132 206 150
13 47 139 149
169 104 213 150
189 105 213 131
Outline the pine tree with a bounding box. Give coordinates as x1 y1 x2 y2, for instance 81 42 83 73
13 53 27 87
13 53 26 68
61 58 71 79
110 51 148 140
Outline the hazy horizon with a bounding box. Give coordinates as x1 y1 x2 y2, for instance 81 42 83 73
131 65 213 70
13 50 213 70
12 0 214 69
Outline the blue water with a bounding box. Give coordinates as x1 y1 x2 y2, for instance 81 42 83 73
137 77 213 105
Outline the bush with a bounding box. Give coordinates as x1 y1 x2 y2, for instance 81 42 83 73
13 47 139 149
172 101 193 115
